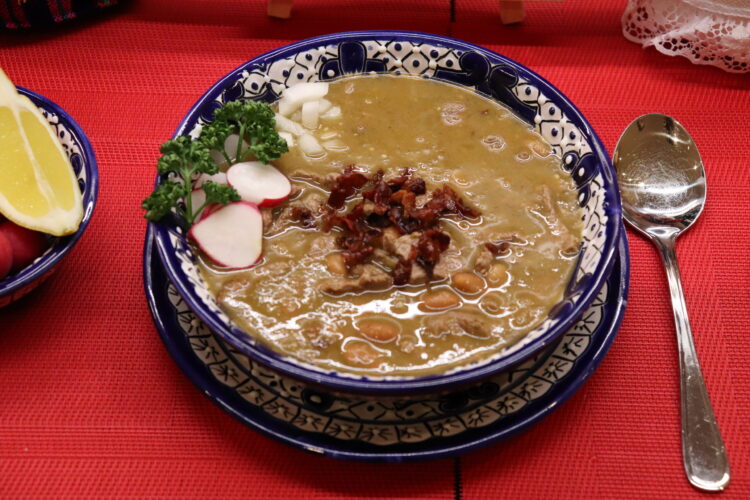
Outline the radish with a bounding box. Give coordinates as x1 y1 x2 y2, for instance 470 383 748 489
190 188 208 219
208 134 246 165
0 231 13 279
188 202 263 269
0 222 48 272
195 172 227 188
277 82 329 116
226 161 292 208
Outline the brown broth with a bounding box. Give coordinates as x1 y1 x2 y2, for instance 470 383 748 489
198 75 583 376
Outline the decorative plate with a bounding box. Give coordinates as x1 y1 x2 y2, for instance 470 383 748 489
144 227 628 462
0 87 98 307
150 31 623 394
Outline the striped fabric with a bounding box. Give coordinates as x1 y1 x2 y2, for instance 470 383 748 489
1 0 117 28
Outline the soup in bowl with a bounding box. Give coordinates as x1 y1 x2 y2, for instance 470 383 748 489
151 32 621 394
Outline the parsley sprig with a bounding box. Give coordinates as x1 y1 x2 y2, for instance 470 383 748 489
142 100 288 226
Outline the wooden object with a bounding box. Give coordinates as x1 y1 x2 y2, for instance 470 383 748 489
266 0 563 24
267 0 293 19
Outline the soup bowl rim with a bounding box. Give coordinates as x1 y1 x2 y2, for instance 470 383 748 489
151 30 622 394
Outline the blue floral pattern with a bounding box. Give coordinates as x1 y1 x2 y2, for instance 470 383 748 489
152 32 621 393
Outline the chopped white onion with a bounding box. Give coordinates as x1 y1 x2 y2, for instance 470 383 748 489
275 114 306 136
278 131 295 148
298 134 325 157
301 100 320 130
277 82 329 116
320 106 342 121
318 98 333 113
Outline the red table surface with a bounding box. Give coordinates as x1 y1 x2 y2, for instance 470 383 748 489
1 0 748 498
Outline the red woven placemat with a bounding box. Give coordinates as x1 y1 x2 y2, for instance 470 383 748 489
1 1 748 498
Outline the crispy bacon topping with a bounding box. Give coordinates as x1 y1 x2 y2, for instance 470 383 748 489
321 167 480 284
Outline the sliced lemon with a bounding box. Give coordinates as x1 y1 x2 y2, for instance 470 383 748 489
0 68 82 236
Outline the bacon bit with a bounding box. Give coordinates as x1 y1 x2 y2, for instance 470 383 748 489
321 166 481 283
291 207 316 229
485 241 510 255
327 165 368 209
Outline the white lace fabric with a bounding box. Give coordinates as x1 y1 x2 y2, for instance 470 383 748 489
622 0 750 73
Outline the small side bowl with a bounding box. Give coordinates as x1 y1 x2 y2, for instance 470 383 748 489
152 31 621 395
0 87 98 307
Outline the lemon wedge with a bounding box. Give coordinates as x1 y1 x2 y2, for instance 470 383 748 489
0 68 82 236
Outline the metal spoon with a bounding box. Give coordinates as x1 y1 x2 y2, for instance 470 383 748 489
613 114 730 491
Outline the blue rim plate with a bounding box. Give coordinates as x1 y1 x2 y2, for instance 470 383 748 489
150 30 622 394
0 87 98 302
144 227 628 462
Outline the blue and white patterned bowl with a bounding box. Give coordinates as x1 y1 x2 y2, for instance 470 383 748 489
0 88 98 307
151 31 621 394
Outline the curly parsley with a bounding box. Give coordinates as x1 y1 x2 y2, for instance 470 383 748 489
142 100 288 226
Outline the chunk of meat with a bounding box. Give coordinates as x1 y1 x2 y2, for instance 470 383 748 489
474 246 494 274
533 186 580 254
393 232 420 260
309 235 337 256
319 264 392 295
266 193 326 234
423 311 491 339
261 208 273 234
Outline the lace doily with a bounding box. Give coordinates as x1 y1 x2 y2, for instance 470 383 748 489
622 0 750 73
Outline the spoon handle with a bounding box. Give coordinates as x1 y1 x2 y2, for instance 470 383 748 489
654 235 730 491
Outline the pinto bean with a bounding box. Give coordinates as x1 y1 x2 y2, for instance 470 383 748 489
422 289 460 310
487 262 508 284
342 340 382 366
451 272 485 294
358 319 400 343
325 253 347 275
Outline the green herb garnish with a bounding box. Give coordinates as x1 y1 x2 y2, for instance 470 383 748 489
142 100 288 226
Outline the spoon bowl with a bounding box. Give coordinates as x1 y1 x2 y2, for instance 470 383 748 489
614 114 706 237
614 114 730 492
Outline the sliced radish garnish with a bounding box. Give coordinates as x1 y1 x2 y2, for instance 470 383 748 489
275 114 306 136
298 134 325 157
301 100 319 130
195 172 227 188
208 134 246 165
277 82 329 116
278 131 295 148
189 202 263 269
226 161 292 208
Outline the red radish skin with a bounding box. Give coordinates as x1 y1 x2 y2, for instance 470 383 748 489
0 222 48 272
0 231 13 279
226 161 292 208
188 201 264 269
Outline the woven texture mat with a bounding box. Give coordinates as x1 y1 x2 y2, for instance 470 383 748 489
1 0 748 498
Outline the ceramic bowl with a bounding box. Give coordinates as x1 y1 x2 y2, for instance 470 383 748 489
0 88 98 307
151 31 621 394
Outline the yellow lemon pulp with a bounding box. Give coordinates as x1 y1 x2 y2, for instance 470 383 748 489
0 68 82 236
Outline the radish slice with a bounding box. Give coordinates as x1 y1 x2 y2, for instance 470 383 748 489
301 100 319 130
320 106 342 121
189 202 263 269
195 172 227 188
298 134 325 157
275 114 306 136
226 161 292 207
278 131 295 148
277 82 329 116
